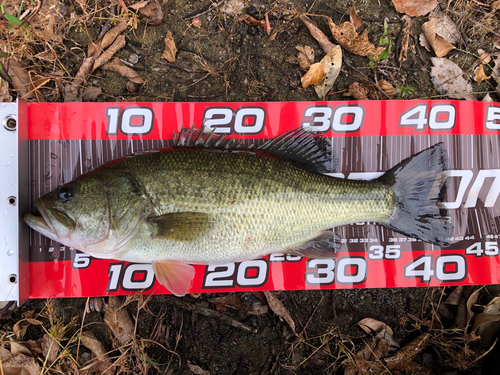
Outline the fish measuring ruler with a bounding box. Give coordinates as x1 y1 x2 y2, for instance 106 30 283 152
2 99 500 302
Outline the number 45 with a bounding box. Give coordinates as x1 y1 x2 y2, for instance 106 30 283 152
399 104 456 131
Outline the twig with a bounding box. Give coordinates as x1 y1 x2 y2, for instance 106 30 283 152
164 296 257 333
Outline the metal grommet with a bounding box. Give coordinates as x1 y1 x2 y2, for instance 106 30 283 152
7 196 16 206
8 274 17 284
2 115 17 131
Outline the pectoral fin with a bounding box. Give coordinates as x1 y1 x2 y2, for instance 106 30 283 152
152 260 195 297
146 212 213 241
287 232 341 258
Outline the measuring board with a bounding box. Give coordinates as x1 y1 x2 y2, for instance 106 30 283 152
1 100 500 303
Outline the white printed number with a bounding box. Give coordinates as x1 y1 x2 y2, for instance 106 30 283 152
399 104 456 130
72 253 91 269
368 245 401 260
465 241 499 257
202 260 269 288
107 263 155 292
106 107 154 135
305 257 367 285
404 255 466 282
202 107 266 134
301 105 364 133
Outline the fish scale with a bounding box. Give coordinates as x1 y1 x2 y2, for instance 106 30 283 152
115 149 396 263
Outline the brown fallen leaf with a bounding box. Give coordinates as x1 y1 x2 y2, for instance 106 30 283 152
431 10 463 46
63 56 95 102
357 317 395 336
0 349 40 375
474 64 490 84
101 58 144 85
391 0 438 17
9 57 34 100
80 331 115 375
301 62 325 88
296 45 315 70
422 18 454 57
208 293 268 315
104 296 135 347
344 82 370 100
350 5 363 30
478 49 492 64
377 79 397 97
299 14 336 54
385 333 431 370
88 21 128 58
10 342 31 357
263 291 296 335
129 0 150 10
430 57 476 100
445 285 464 306
142 0 163 25
192 17 202 28
398 15 412 62
162 30 178 63
188 362 211 375
41 334 59 364
0 78 11 102
93 35 127 70
328 19 384 59
314 45 342 100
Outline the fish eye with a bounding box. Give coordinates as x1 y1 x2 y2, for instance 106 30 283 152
58 186 74 203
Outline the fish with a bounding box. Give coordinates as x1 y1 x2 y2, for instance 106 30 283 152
24 127 452 296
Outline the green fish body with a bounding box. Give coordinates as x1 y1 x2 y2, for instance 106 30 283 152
25 128 452 296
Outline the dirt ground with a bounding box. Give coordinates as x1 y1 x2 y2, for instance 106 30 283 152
2 0 500 373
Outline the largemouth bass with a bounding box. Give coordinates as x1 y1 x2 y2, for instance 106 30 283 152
25 128 452 296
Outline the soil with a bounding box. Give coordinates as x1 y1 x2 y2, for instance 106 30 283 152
2 0 500 373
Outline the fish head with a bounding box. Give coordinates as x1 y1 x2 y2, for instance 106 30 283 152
24 175 111 252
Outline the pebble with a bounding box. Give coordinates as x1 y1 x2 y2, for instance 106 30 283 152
128 54 139 64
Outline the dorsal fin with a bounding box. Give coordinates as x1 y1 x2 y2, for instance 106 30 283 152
172 126 336 174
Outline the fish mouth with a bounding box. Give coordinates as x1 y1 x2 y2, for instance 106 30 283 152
24 201 75 241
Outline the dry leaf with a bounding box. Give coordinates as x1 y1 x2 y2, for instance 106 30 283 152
299 14 336 54
385 333 431 370
478 49 492 64
314 45 342 100
431 10 463 46
419 32 432 52
188 362 211 375
466 288 483 330
88 21 128 58
491 0 500 12
378 79 397 97
129 1 150 10
445 285 464 305
483 93 494 102
10 342 31 357
263 291 296 334
0 350 40 375
143 0 163 25
93 35 127 70
391 0 438 17
101 58 144 84
80 331 115 375
357 317 395 336
474 64 490 84
9 57 34 100
81 86 103 101
192 17 202 28
63 56 95 102
296 45 315 70
398 15 411 62
301 62 325 89
221 0 247 15
328 19 384 59
430 57 476 100
344 82 370 100
162 30 178 63
41 334 59 364
350 5 363 30
0 78 11 102
208 294 268 315
104 296 134 347
265 13 271 35
421 18 454 57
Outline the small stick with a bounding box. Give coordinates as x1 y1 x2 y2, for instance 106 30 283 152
165 296 257 333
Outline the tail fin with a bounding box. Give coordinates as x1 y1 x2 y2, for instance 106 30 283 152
378 143 452 247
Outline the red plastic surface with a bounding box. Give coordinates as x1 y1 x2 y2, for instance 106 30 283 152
26 100 500 298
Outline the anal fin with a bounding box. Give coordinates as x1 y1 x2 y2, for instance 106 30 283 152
152 260 195 297
287 232 341 258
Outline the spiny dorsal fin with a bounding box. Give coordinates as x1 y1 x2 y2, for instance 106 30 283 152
173 126 336 174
